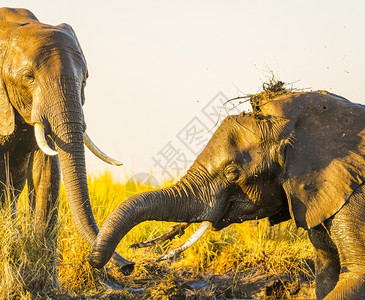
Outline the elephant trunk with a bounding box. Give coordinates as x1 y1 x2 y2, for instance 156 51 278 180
48 104 99 244
89 173 210 269
36 86 135 272
54 123 97 244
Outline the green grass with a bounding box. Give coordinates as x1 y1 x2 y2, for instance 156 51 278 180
0 172 315 299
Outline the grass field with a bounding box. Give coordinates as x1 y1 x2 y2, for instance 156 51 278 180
0 172 315 299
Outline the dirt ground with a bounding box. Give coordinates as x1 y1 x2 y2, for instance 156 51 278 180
42 262 316 300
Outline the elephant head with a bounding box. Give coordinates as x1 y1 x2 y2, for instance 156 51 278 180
89 90 365 270
0 8 133 272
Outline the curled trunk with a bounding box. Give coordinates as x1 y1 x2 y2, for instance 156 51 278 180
89 178 208 269
45 95 134 273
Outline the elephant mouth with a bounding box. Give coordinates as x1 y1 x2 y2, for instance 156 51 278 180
34 122 122 166
211 200 236 231
211 193 253 231
212 219 232 231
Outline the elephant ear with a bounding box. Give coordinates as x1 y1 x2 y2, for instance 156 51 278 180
0 8 39 136
265 91 365 229
0 81 15 136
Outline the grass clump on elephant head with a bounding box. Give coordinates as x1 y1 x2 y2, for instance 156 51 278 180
249 79 292 113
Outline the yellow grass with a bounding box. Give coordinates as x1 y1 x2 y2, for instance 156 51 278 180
0 172 315 299
0 190 58 299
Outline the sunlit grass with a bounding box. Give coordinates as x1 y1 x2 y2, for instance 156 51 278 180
0 189 58 299
0 171 315 299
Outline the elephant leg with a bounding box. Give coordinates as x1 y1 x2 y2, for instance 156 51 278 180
27 149 61 290
0 152 29 214
27 149 60 238
323 184 365 300
308 224 340 300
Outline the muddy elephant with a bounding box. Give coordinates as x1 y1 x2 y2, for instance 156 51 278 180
90 90 365 299
0 7 133 278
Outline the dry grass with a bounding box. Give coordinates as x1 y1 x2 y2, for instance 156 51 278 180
0 172 315 299
0 190 58 299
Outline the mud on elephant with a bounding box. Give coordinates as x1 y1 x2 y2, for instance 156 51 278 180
0 7 134 283
90 90 365 299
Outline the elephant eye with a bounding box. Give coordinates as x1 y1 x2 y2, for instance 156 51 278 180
224 164 240 183
24 71 35 83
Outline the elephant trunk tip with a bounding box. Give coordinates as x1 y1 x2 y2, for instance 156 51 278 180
89 248 136 276
88 251 107 270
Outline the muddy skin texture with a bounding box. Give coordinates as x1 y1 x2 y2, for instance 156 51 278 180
0 8 127 287
309 184 365 299
90 91 365 299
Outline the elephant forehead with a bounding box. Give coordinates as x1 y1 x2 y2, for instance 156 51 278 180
195 116 259 170
0 8 38 23
7 25 86 74
13 24 75 48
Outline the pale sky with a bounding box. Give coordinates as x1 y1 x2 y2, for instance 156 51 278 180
3 1 365 184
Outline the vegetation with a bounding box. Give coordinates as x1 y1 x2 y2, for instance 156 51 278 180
0 172 315 299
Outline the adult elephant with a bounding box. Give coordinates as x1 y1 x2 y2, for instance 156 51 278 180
0 7 133 278
90 90 365 299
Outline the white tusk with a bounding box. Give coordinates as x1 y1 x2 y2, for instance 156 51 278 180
130 224 190 249
34 123 58 156
157 221 210 262
84 132 123 166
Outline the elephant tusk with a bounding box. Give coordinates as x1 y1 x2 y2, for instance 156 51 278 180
83 132 123 166
130 224 190 249
34 123 59 156
157 221 210 262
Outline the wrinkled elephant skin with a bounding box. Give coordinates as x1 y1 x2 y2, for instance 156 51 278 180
0 7 132 285
91 91 365 299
